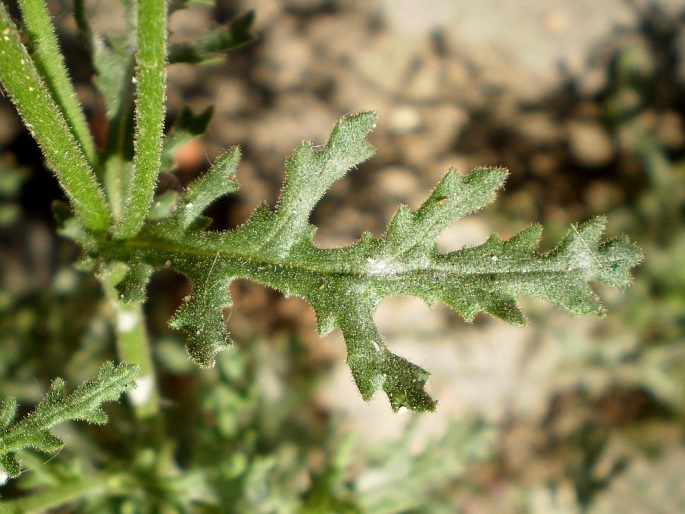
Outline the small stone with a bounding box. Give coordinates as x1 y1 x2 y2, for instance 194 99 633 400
567 121 614 168
388 106 422 135
374 166 420 204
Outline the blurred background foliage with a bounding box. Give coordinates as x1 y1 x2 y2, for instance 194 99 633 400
1 0 684 511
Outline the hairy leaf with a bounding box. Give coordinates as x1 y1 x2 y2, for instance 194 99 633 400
18 0 97 167
0 362 139 479
0 4 110 233
114 0 168 240
81 112 643 412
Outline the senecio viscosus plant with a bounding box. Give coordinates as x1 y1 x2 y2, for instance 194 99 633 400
0 0 642 486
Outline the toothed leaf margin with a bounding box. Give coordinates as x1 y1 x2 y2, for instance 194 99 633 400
83 112 643 412
0 362 139 479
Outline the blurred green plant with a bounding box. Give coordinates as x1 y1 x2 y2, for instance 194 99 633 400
0 162 26 226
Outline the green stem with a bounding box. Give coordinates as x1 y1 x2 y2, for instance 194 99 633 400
115 0 167 239
112 301 160 421
0 4 110 233
0 470 132 513
18 0 98 168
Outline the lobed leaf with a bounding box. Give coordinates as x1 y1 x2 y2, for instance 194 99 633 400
82 112 643 412
0 362 139 479
168 252 235 368
233 112 377 258
174 146 241 229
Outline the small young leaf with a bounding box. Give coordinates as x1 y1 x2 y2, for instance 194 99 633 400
160 106 214 172
0 453 21 479
175 146 240 229
149 190 180 220
93 36 136 123
168 11 255 64
0 397 17 430
112 261 156 304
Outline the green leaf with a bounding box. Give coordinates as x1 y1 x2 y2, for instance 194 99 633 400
82 112 643 412
149 190 180 220
168 252 233 368
233 111 377 258
0 4 110 233
99 260 156 304
0 397 17 431
0 453 21 479
114 0 168 239
92 32 137 219
168 10 255 64
0 362 139 479
93 35 136 123
18 0 97 167
160 106 214 172
174 146 240 229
